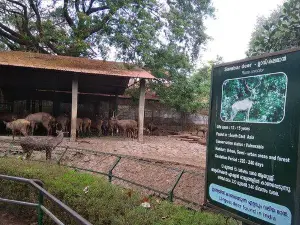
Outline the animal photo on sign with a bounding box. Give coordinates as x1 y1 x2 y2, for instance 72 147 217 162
220 72 287 123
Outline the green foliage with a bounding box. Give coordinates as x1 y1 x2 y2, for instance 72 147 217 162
153 75 200 113
0 158 235 225
0 0 214 63
150 57 222 114
221 73 287 122
145 45 192 79
247 0 300 56
190 57 223 110
124 86 140 105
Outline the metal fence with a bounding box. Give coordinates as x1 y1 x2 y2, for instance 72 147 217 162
0 139 204 208
0 174 92 225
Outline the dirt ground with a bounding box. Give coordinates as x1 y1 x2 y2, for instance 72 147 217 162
67 135 206 167
0 135 207 208
0 211 32 225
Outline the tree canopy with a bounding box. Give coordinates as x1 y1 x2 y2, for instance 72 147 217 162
247 0 300 57
150 57 222 114
0 0 214 63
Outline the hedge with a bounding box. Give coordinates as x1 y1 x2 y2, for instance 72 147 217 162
0 158 235 225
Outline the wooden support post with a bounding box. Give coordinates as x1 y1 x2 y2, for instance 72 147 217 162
71 75 78 141
39 100 42 112
138 79 146 143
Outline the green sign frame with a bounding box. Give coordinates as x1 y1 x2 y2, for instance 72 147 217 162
205 48 300 225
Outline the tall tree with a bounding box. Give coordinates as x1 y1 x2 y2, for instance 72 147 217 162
190 56 223 110
247 0 300 57
149 56 222 115
0 0 214 63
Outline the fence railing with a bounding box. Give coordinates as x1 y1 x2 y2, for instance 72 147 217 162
0 174 92 225
0 139 203 207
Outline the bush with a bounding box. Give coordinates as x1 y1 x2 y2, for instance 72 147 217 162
0 158 235 225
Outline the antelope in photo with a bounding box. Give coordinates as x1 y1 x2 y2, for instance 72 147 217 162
230 79 261 121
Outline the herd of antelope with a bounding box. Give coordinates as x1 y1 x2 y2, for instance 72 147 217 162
0 110 208 140
0 111 146 140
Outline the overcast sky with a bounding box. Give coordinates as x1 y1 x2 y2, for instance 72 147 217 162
200 0 285 64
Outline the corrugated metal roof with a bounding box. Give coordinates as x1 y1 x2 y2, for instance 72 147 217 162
0 51 154 79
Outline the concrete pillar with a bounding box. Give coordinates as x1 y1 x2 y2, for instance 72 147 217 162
138 79 146 142
71 75 78 141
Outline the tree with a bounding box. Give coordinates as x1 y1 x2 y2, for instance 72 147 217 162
190 56 223 110
150 56 222 116
247 0 300 57
0 0 214 63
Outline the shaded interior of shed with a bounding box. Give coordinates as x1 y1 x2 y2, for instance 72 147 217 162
0 65 130 101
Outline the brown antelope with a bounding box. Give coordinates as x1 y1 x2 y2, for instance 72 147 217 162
91 118 103 136
56 114 70 133
76 118 83 134
3 119 31 140
82 117 92 134
110 111 137 139
109 111 119 136
25 112 55 135
229 79 261 122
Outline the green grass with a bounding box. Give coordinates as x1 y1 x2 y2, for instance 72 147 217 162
0 158 235 225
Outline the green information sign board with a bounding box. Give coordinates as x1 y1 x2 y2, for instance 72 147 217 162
205 48 300 225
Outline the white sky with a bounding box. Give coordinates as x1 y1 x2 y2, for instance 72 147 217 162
201 0 285 64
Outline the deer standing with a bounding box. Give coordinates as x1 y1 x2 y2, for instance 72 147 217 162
20 130 65 160
3 119 31 140
82 117 92 135
110 111 137 139
229 79 261 122
109 111 119 136
25 112 55 135
56 114 70 133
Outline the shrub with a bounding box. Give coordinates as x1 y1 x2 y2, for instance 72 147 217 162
0 158 235 225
